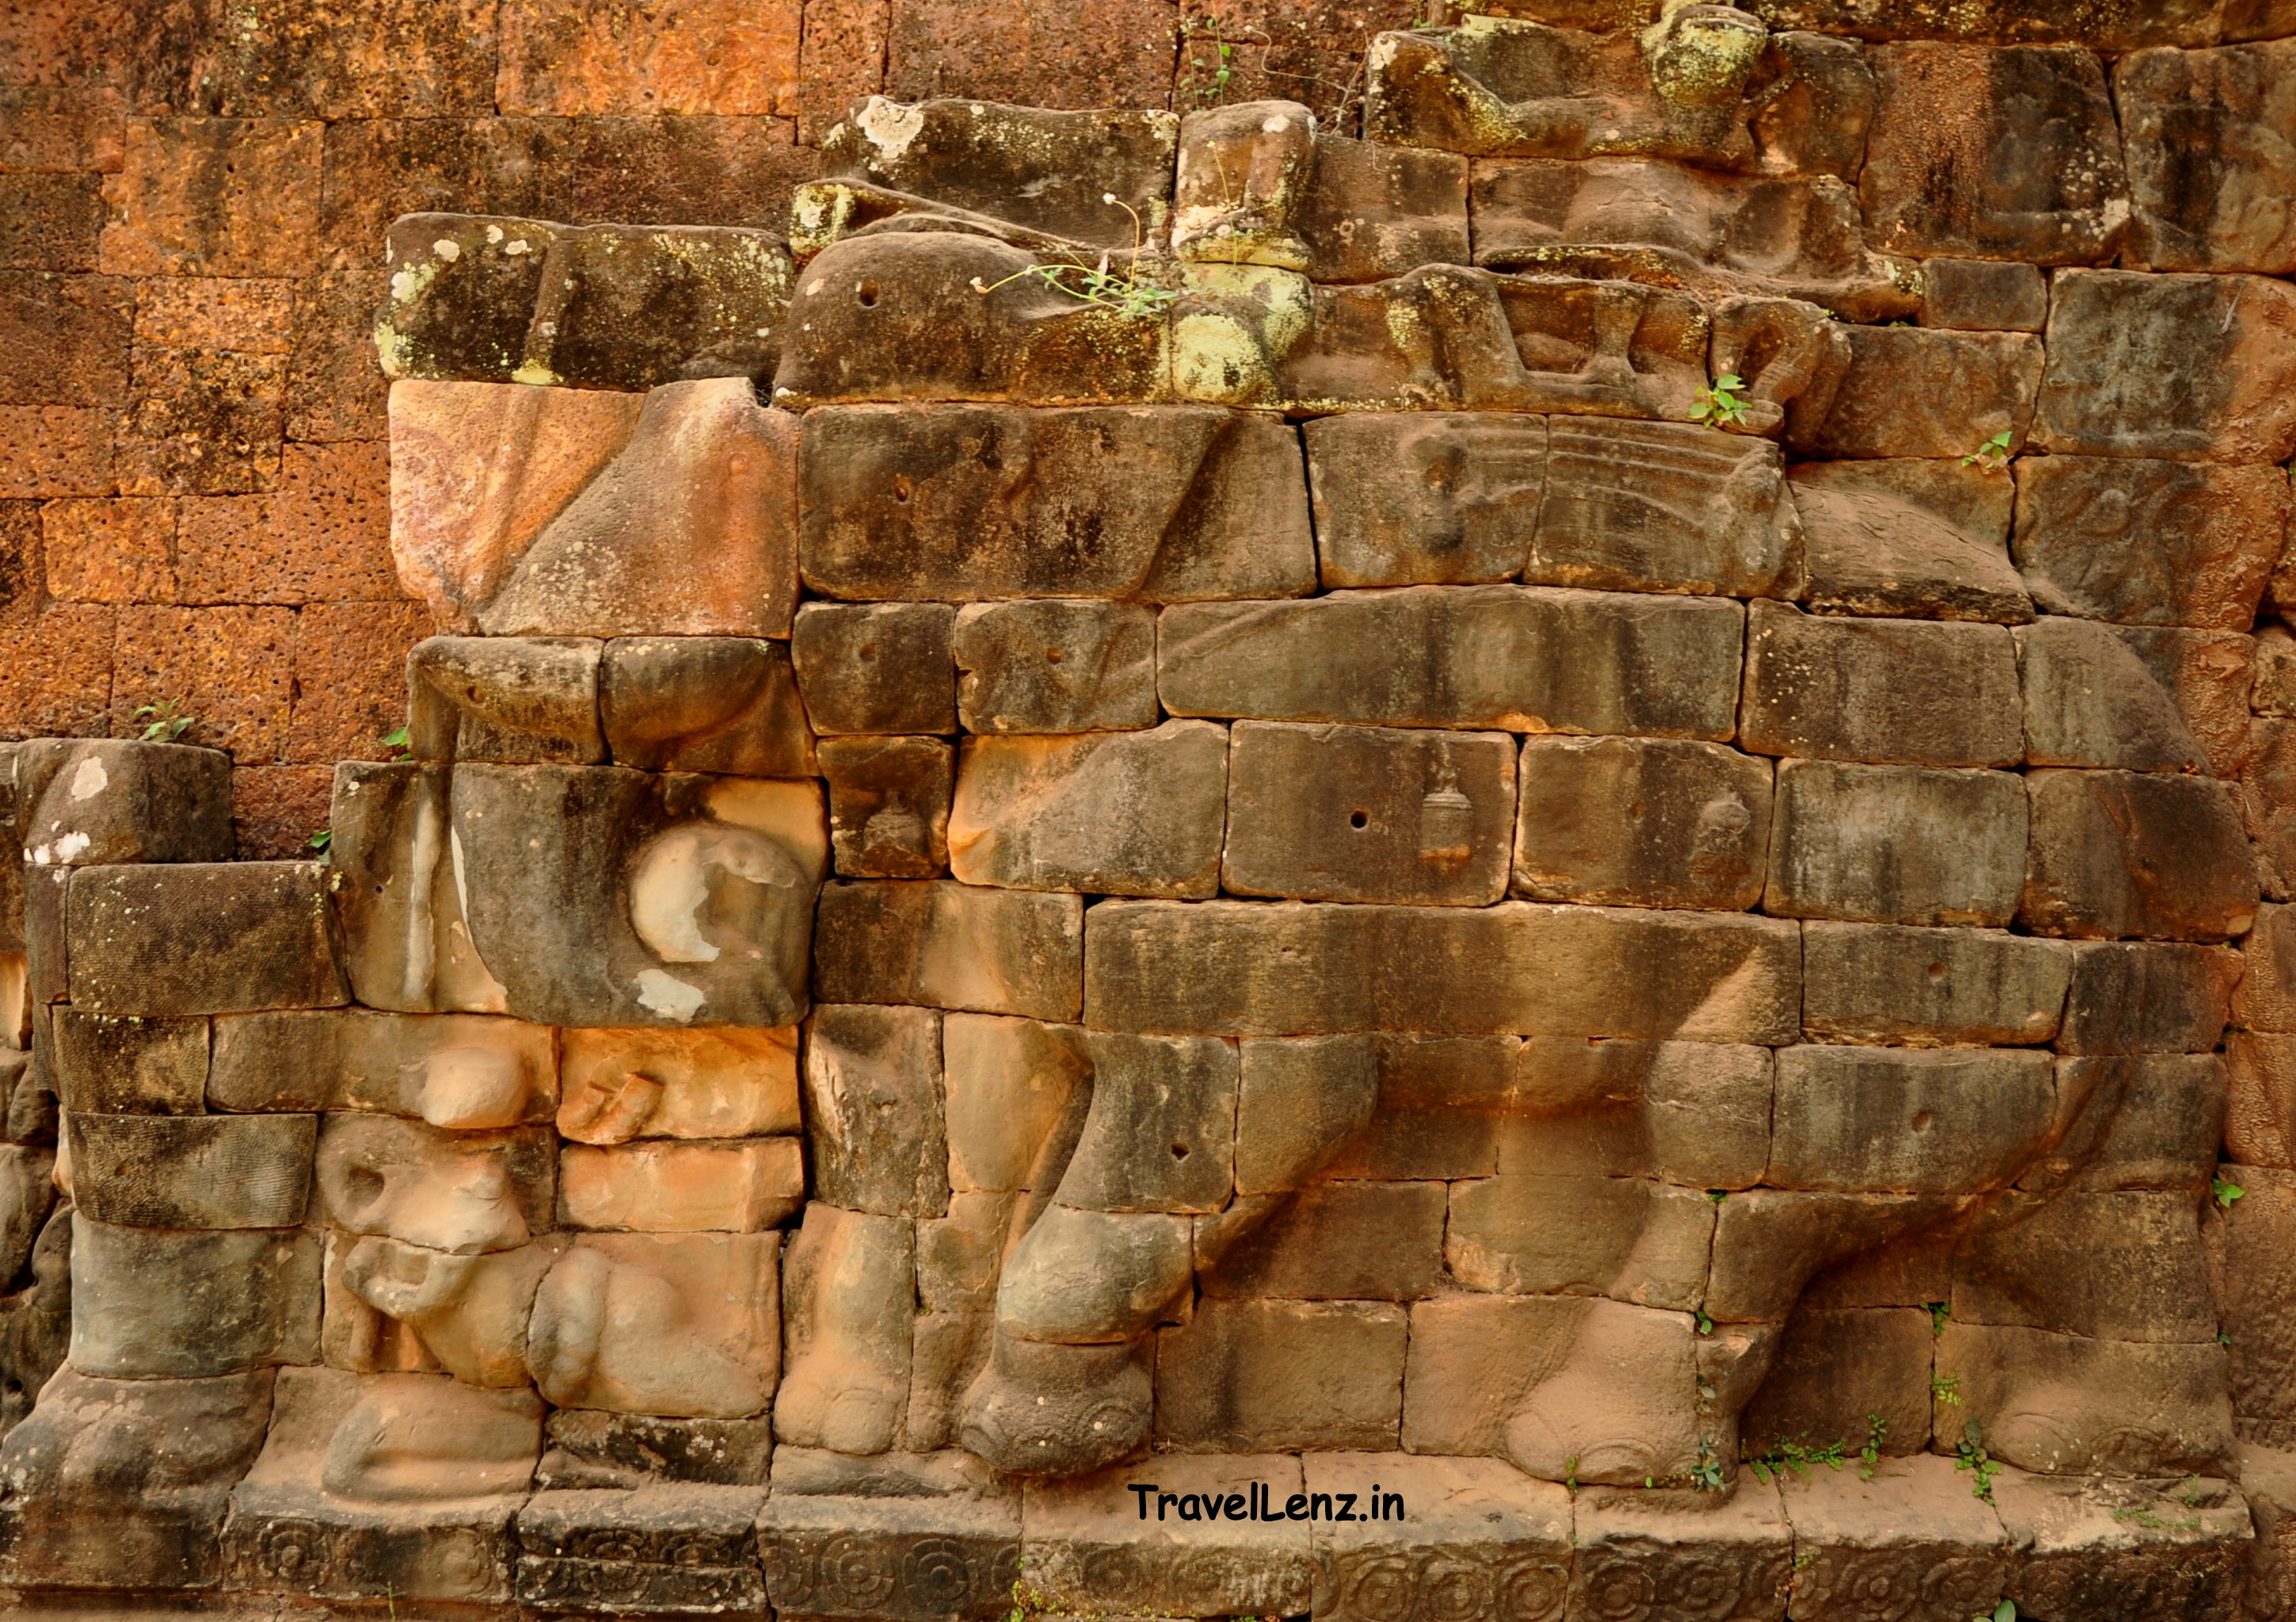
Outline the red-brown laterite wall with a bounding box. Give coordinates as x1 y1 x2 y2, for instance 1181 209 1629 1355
0 0 1406 856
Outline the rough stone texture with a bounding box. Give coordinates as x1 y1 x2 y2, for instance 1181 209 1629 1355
2012 456 2287 629
2118 39 2296 276
793 601 956 736
813 880 1082 1020
1794 327 2042 461
67 861 345 1015
1765 759 2029 928
1740 601 2023 768
1513 736 1771 912
951 599 1159 735
2023 769 2259 942
1801 922 2070 1047
819 733 952 878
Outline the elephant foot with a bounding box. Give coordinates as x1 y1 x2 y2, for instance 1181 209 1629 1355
1503 1299 1706 1486
775 1342 908 1456
959 1336 1149 1477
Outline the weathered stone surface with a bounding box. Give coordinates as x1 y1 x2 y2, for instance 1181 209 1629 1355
951 599 1159 735
949 721 1229 899
1510 1037 1775 1190
793 601 957 735
1055 1032 1239 1216
1741 1305 1933 1463
2112 623 2257 778
317 1115 555 1255
1765 759 2028 927
49 1010 205 1113
2228 1034 2296 1169
1155 1298 1407 1452
1304 411 1545 587
71 1218 319 1378
2017 618 2210 775
1446 1173 1713 1306
762 1456 1018 1622
1022 1455 1312 1619
1086 899 1799 1042
1302 1452 1572 1622
1173 99 1319 272
1933 1321 2232 1476
13 738 231 868
376 213 560 384
1568 1475 1790 1622
1996 1468 2252 1622
1397 1292 1586 1458
2034 270 2296 465
1201 1180 1443 1303
2243 903 2296 1034
2218 1168 2296 1445
776 1202 914 1454
2029 1054 2222 1193
800 405 1313 601
532 1233 781 1418
1224 722 1513 907
1794 327 2042 461
1781 1454 2010 1622
560 1138 804 1232
1534 417 1800 598
2012 456 2287 629
804 1003 949 1219
2118 39 2296 276
1513 736 1771 912
820 734 953 878
1160 586 1744 738
1769 1046 2055 1194
943 1015 1087 1195
992 1202 1192 1342
67 861 345 1016
1801 922 2069 1047
1790 465 2032 625
1741 601 2023 767
2022 769 2257 942
67 1111 313 1229
540 1409 772 1489
812 880 1083 1020
1959 1188 2215 1345
529 223 792 391
408 636 606 765
2059 942 2239 1055
1921 256 2049 332
1301 136 1471 285
557 1024 797 1145
210 1009 555 1127
602 635 815 777
516 1483 767 1614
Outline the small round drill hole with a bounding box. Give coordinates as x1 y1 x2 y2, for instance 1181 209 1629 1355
1045 648 1064 664
858 642 877 661
1171 1142 1190 1160
1911 1112 1935 1133
1349 809 1370 830
857 281 880 307
1927 961 1947 981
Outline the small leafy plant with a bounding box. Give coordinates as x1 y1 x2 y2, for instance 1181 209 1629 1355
1745 1433 1847 1485
382 725 412 762
1954 1419 1999 1503
134 699 194 742
1927 1300 1952 1337
1694 373 1752 429
307 829 332 852
1859 1413 1887 1479
2214 1176 2246 1210
1931 1372 1963 1408
1688 1436 1727 1493
1962 429 2015 472
1972 1601 2016 1622
972 197 1179 321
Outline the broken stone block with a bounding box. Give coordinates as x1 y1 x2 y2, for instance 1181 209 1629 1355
1788 462 2033 623
327 763 512 1016
1306 1452 1572 1622
812 881 1083 1021
1921 257 2050 332
948 721 1229 899
524 224 792 392
776 1203 914 1456
529 1233 781 1419
0 1365 273 1591
1224 721 1515 907
2061 942 2239 1056
1741 601 2023 767
1781 1454 2011 1622
539 1409 773 1489
1446 1173 1713 1306
2014 457 2287 630
213 1008 556 1126
407 635 606 765
2034 270 2296 465
557 1024 800 1144
482 382 800 639
1801 922 2069 1047
12 739 231 868
376 213 559 384
800 405 1313 602
386 378 644 631
1996 1469 2252 1621
1301 136 1470 285
600 637 816 776
67 861 345 1016
1861 44 2127 265
1568 1476 1791 1622
1155 1298 1407 1453
49 1010 206 1113
1765 759 2028 927
1022 1455 1313 1619
1058 1032 1239 1215
2022 769 2257 942
2018 618 2210 775
1085 899 1799 1042
820 735 953 878
1932 1321 2232 1476
2117 39 2296 276
804 1003 949 1219
1794 326 2043 461
1769 1045 2057 1195
1513 735 1772 912
1159 586 1745 738
919 1191 1019 1314
951 599 1159 735
943 1014 1087 1195
1303 412 1545 587
516 1483 767 1613
1173 100 1317 271
2229 1035 2296 1169
559 1138 804 1232
762 1448 1019 1622
67 1111 314 1229
1200 1181 1445 1303
1532 417 1801 598
791 601 957 734
315 1114 556 1255
1234 1035 1381 1195
71 1218 319 1377
450 767 826 1027
1740 1305 1933 1463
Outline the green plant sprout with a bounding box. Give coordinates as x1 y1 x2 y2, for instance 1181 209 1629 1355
1689 1436 1727 1493
1183 15 1237 105
1745 1433 1848 1484
1972 1601 2015 1622
1693 373 1751 428
1962 429 2015 472
971 197 1178 321
133 699 194 742
1927 1300 1952 1337
307 829 332 852
1954 1419 1999 1503
382 725 412 762
1694 1309 1714 1335
2214 1176 2246 1210
1931 1372 1963 1407
1859 1413 1887 1479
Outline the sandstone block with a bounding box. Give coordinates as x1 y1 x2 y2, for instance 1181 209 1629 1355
557 1025 798 1143
1794 327 2042 461
1801 923 2070 1047
2112 623 2256 777
1234 1035 1382 1195
407 636 605 766
1513 735 1771 912
1932 1322 2231 1476
2061 942 2239 1055
1306 1452 1571 1622
1740 1306 1934 1465
1304 411 1544 587
71 1218 319 1378
1301 136 1471 284
531 1232 780 1419
1996 1468 2252 1622
949 721 1229 899
1393 1293 1603 1460
2012 457 2287 629
12 738 231 867
316 1114 555 1255
67 862 345 1016
1446 1174 1713 1308
951 599 1159 734
1198 1181 1444 1303
1532 417 1801 598
540 1409 772 1489
2034 270 2296 465
49 1010 205 1113
516 1484 766 1614
1159 586 1745 738
792 601 957 735
1920 257 2049 332
1765 759 2027 927
327 1231 559 1390
2017 618 2210 775
812 881 1083 1021
1155 1299 1407 1453
600 637 815 777
211 1009 556 1127
2229 1035 2296 1169
1790 465 2032 624
919 1191 1018 1314
762 1464 1018 1622
1781 1454 2010 1622
2244 903 2296 1032
0 1144 54 1287
1512 1037 1776 1191
943 1014 1087 1195
1568 1476 1791 1622
559 1138 804 1233
1225 722 1515 906
1709 1190 1966 1324
2215 1167 2296 1446
67 1111 313 1230
800 405 1313 601
2022 769 2257 941
1955 1189 2215 1342
1060 1032 1238 1215
820 735 953 878
1768 1045 2057 1195
524 224 791 392
1741 601 2023 767
375 213 560 384
776 1203 913 1455
1021 1455 1312 1619
993 1203 1192 1345
1085 899 1800 1042
2118 39 2296 275
805 1004 949 1219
